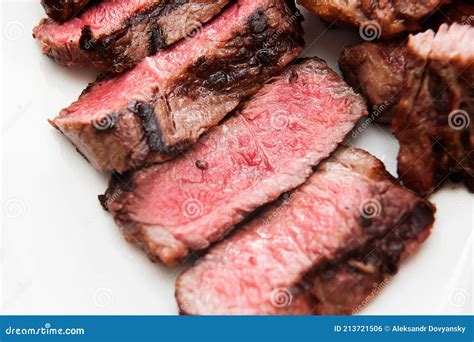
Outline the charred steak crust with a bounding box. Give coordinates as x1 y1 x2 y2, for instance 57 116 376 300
75 1 185 68
102 57 367 267
338 2 474 126
394 24 474 195
298 0 451 37
339 41 407 124
176 147 435 315
34 0 231 73
51 0 305 173
41 0 90 22
298 0 451 40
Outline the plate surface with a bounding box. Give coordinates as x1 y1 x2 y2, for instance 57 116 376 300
1 1 472 315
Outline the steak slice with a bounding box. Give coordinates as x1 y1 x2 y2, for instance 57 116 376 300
176 147 435 315
298 0 451 38
339 41 406 124
41 0 90 22
394 23 474 195
50 0 305 173
101 58 367 266
33 0 231 72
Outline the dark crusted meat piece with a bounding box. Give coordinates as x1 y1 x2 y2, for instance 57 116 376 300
394 23 474 195
339 41 406 124
298 0 451 38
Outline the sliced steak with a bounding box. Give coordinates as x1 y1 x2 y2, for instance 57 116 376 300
101 58 367 266
34 0 231 72
298 0 451 37
41 0 91 22
176 147 435 315
339 41 406 124
50 0 305 173
339 3 474 125
394 23 474 195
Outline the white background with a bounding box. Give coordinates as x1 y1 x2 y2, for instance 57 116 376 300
1 1 472 315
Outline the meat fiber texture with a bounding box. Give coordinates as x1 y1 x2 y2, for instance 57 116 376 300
41 0 91 22
298 0 451 38
394 23 474 196
101 58 368 267
34 0 231 72
339 40 406 124
176 147 435 315
49 0 305 173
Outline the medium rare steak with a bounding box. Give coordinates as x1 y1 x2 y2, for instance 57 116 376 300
394 23 474 195
339 41 406 124
298 0 451 37
101 58 367 266
41 0 90 22
34 0 230 72
176 147 435 315
50 0 305 173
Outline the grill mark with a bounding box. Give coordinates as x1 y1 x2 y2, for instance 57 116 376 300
131 9 303 154
79 26 94 51
78 2 186 63
172 10 304 99
149 25 166 55
128 101 166 152
301 200 434 313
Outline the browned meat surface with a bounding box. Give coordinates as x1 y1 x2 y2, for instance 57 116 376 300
339 1 474 124
394 23 474 195
101 58 367 267
298 0 451 37
339 41 406 123
34 0 230 72
41 0 90 22
176 147 435 315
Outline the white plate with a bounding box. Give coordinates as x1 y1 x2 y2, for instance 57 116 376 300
1 1 472 315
